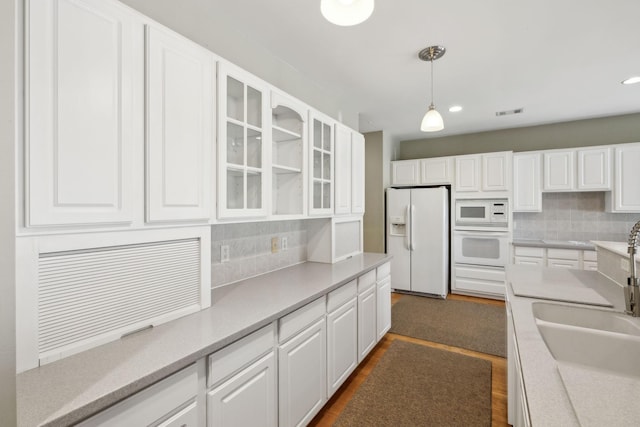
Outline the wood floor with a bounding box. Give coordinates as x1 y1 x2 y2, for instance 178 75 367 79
309 293 508 427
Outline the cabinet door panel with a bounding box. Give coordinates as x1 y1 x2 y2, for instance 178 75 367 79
544 150 574 191
208 352 277 427
513 153 542 212
391 160 419 186
609 144 640 212
28 0 140 226
577 148 610 190
420 157 453 185
278 318 327 427
358 285 377 362
146 25 213 222
334 124 352 214
351 132 365 214
327 298 358 396
376 277 391 340
482 152 509 191
455 156 480 192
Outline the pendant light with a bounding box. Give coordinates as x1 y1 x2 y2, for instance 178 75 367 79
419 45 446 132
321 0 374 26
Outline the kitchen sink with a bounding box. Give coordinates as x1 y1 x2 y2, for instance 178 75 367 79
533 302 640 378
532 301 640 336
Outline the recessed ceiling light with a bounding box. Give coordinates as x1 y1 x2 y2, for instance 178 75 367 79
448 106 462 113
622 76 640 85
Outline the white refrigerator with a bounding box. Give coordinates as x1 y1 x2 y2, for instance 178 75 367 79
386 186 449 298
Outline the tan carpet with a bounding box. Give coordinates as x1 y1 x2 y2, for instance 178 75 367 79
389 295 506 357
334 340 492 427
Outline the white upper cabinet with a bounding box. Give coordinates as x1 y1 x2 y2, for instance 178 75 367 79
482 152 510 191
544 147 611 192
217 62 269 218
271 91 307 217
334 124 352 215
309 111 335 215
606 143 640 212
455 156 481 192
145 25 214 223
27 0 142 226
420 157 453 185
351 132 365 214
577 147 611 190
334 125 365 215
455 152 510 193
513 152 542 212
391 160 419 186
543 150 575 191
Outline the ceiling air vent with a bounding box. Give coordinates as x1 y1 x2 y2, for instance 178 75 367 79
495 108 524 117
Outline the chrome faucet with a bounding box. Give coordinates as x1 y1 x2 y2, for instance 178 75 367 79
626 220 640 316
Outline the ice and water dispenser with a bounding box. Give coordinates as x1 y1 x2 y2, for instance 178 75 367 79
389 215 406 236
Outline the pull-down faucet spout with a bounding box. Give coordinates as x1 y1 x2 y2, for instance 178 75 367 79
625 220 640 316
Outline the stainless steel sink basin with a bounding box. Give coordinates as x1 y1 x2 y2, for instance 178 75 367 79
532 301 640 336
532 302 640 377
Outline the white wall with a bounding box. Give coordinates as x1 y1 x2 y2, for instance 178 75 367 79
0 0 17 422
118 0 360 130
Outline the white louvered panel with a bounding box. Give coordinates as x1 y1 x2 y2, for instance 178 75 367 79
38 239 201 357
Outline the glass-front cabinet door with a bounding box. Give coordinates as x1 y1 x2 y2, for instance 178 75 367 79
218 62 268 218
271 90 307 217
309 111 334 216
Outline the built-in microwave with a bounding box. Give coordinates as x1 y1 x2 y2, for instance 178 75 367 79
455 199 508 230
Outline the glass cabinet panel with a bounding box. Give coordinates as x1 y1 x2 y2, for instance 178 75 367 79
309 115 333 215
218 64 267 218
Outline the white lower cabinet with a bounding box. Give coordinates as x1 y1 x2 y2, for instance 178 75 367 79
79 363 202 427
376 262 391 341
207 324 277 427
512 245 597 271
207 352 277 427
278 299 327 427
358 271 378 362
326 280 358 396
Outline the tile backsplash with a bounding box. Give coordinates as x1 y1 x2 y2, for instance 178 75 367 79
514 192 639 242
210 220 308 288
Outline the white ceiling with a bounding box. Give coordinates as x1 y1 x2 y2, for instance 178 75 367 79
213 0 640 142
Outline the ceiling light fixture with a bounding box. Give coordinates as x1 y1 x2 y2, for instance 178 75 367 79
320 0 374 26
622 76 640 85
449 105 463 113
419 45 446 132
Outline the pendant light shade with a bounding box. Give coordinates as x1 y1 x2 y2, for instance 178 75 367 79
418 46 446 132
321 0 374 26
421 104 444 132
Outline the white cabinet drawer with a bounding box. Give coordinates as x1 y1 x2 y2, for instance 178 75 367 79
513 246 545 257
455 265 506 282
208 323 275 387
583 250 597 262
279 297 326 343
357 270 377 293
327 280 357 313
79 364 199 427
514 256 545 267
156 401 198 427
548 259 580 269
376 262 391 281
547 248 580 260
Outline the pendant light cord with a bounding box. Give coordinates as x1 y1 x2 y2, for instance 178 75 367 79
430 57 435 106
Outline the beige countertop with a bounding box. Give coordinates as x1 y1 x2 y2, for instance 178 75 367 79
506 265 627 426
17 253 391 427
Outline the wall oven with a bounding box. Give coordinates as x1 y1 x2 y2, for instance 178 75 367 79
453 230 510 268
455 198 508 230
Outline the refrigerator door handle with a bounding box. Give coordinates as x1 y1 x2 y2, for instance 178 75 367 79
410 205 416 251
405 204 411 250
